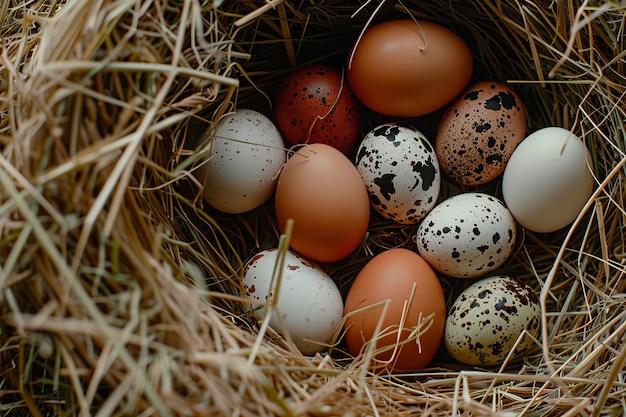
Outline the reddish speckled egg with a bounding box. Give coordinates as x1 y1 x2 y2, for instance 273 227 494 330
343 249 446 373
435 81 527 185
273 64 361 154
346 19 473 117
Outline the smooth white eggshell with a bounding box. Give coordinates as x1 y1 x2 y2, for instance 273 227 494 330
444 275 541 366
197 109 286 214
355 124 440 224
415 192 517 278
502 127 594 233
243 248 344 355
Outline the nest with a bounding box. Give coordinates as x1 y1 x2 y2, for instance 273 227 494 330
1 0 625 415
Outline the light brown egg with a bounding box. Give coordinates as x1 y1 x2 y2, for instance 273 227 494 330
435 81 527 186
343 249 446 373
346 19 473 117
274 144 370 263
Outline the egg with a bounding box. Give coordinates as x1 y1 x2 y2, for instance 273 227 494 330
243 248 344 355
502 127 595 233
444 275 541 366
196 109 286 214
355 123 440 224
346 19 473 117
274 143 370 263
343 248 446 373
436 81 527 185
415 192 517 278
273 64 361 154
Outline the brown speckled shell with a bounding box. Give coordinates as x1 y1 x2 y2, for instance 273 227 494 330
435 81 527 186
273 64 361 154
444 275 541 366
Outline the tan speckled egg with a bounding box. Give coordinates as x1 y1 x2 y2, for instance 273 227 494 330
444 275 540 367
435 81 527 186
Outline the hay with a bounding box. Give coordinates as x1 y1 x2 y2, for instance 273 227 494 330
1 0 625 415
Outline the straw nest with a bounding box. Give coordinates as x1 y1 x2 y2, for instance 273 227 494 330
1 0 625 415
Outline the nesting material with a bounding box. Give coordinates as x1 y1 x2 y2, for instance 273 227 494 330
1 1 625 416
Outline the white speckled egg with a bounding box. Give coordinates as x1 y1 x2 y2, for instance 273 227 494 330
196 109 286 214
415 192 516 278
355 124 440 224
502 127 595 233
243 248 344 355
444 275 541 366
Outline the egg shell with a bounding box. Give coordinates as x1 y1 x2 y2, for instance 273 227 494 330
436 81 527 185
502 127 595 233
274 143 370 263
415 192 517 278
343 248 446 373
346 19 473 117
355 124 441 224
444 275 541 366
273 64 361 154
243 248 344 355
197 109 286 214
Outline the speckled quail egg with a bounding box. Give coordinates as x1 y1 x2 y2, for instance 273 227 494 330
444 275 541 366
355 123 440 224
415 192 517 278
436 81 527 186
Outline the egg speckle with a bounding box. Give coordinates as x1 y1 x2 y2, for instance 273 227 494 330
415 192 517 278
436 81 527 185
444 275 541 366
355 124 440 224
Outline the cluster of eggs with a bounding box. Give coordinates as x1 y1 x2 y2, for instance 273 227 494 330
195 19 595 371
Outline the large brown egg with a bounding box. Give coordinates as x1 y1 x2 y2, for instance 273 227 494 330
274 144 370 263
346 19 473 117
436 81 527 185
343 249 446 373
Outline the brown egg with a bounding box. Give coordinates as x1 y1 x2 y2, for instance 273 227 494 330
274 144 370 263
343 248 446 373
436 81 527 185
273 64 361 155
346 19 473 117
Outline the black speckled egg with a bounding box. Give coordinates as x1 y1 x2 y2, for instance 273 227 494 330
435 81 527 186
444 275 541 366
355 123 440 224
273 64 361 154
415 192 517 278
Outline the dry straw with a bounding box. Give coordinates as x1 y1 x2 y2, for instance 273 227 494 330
1 0 625 416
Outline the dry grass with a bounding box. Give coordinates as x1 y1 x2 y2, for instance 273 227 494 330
1 0 625 416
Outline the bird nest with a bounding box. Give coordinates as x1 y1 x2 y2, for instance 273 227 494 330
1 0 625 416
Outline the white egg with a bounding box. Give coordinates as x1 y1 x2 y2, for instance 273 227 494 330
243 248 344 355
355 123 440 224
444 275 541 366
415 192 517 278
502 127 594 233
196 109 286 214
